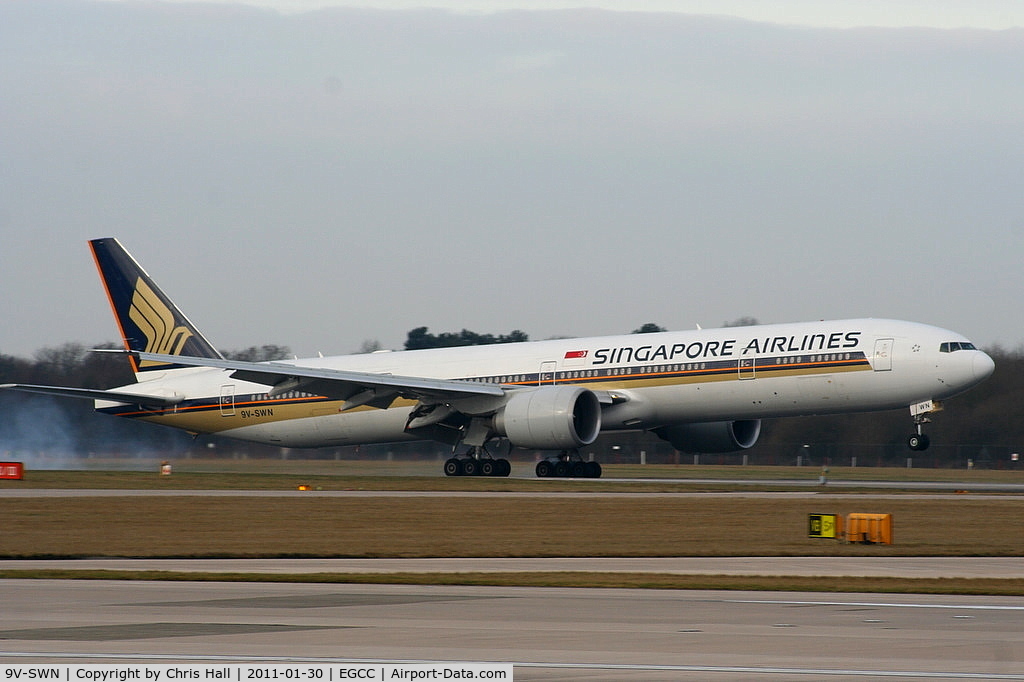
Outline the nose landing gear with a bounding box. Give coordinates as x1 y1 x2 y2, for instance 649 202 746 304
907 400 941 451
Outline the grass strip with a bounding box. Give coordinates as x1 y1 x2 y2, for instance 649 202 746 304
4 496 1023 558
1 569 1022 596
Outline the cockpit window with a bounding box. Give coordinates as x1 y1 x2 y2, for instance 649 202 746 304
940 341 977 353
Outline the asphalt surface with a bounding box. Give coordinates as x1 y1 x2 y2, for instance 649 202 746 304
2 487 1022 498
2 580 1023 680
2 556 1023 578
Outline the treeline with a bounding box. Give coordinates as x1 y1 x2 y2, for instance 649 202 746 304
0 344 291 388
405 327 529 350
402 320 670 348
1 340 1022 469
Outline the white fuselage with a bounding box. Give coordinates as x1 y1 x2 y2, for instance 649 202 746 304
98 318 994 448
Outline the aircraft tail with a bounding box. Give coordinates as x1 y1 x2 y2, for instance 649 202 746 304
89 238 223 378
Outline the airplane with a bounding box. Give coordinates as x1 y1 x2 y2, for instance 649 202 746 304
2 238 995 478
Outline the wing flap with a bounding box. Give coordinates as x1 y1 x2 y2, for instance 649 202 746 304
135 352 506 404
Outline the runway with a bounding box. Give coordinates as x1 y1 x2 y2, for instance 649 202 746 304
1 579 1023 680
1 556 1023 579
3 484 1024 498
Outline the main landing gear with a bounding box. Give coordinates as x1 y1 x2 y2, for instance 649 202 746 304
535 450 602 478
443 446 511 477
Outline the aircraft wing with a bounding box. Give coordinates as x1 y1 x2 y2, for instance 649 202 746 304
0 383 184 407
135 351 506 410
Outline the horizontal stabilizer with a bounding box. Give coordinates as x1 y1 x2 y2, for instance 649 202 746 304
0 383 183 407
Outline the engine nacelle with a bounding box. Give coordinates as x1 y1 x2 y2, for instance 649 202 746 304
654 419 761 453
494 386 602 450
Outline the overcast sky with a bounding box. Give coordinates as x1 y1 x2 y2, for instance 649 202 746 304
2 1 1022 360
107 1 1024 29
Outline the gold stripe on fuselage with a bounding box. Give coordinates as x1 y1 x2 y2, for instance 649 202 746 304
108 354 872 435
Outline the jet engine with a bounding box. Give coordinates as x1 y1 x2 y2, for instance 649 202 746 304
654 419 761 453
494 385 602 450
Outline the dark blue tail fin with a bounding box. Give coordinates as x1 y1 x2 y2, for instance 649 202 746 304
89 238 223 376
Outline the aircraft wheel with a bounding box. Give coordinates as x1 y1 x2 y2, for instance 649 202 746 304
462 458 479 476
570 461 586 478
908 434 930 451
554 461 570 477
585 461 602 478
497 459 511 477
536 460 553 478
443 457 463 477
480 459 496 476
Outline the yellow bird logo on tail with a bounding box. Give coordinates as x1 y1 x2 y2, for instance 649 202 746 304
129 278 194 366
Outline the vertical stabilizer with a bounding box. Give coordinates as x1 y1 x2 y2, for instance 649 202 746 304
89 238 223 377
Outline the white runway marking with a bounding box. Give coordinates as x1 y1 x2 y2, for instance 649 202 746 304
727 598 1024 611
3 652 1024 679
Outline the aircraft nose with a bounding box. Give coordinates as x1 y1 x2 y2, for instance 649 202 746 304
974 351 996 382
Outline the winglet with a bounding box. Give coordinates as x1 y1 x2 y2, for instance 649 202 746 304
89 238 223 376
